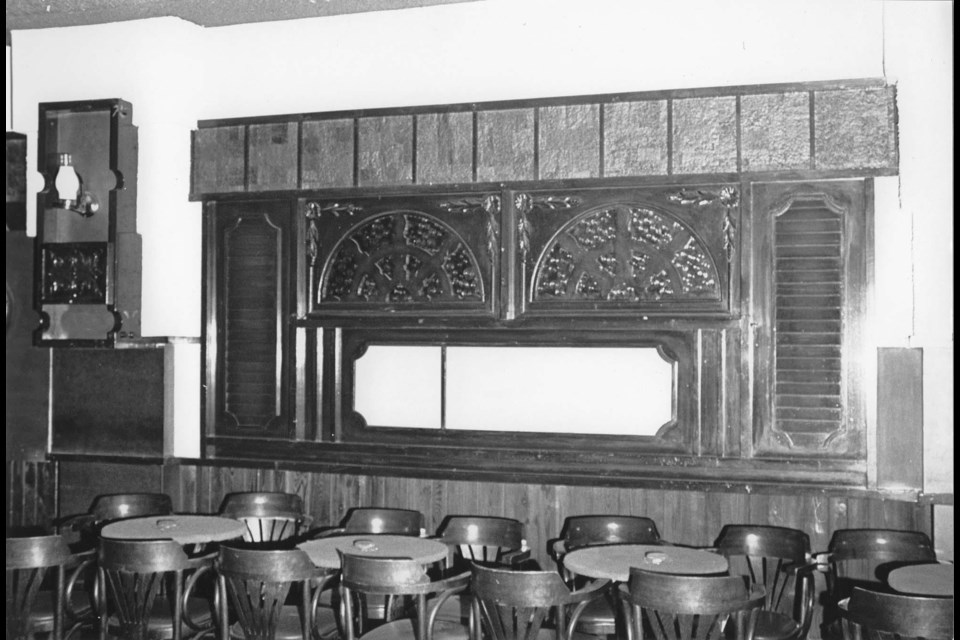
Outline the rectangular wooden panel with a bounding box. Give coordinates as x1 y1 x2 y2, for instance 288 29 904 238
476 109 535 182
358 116 413 186
416 112 473 185
192 125 245 194
538 104 600 179
672 96 738 173
603 100 668 176
741 92 810 171
814 87 897 170
301 119 355 188
877 348 924 490
247 122 298 191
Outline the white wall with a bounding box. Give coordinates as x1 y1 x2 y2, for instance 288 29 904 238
8 1 952 507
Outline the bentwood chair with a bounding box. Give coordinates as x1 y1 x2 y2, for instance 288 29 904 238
470 563 610 640
620 568 766 640
550 515 662 637
97 537 216 640
713 525 817 640
838 587 954 640
339 552 471 640
313 508 426 538
6 533 79 640
57 493 175 550
218 492 313 546
815 529 937 640
433 516 532 625
216 544 338 640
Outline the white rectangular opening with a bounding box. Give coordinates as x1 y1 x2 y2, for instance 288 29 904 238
354 344 675 436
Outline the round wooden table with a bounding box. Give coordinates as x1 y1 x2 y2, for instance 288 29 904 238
887 563 954 597
297 534 449 569
563 544 729 581
100 514 247 546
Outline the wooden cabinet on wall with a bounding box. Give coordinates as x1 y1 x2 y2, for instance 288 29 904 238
195 81 897 490
203 200 295 441
200 180 871 487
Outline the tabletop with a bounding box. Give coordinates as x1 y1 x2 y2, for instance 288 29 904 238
100 514 247 545
297 534 449 569
887 562 954 597
563 544 729 582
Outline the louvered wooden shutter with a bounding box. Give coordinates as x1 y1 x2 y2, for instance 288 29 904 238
753 181 867 457
774 202 844 436
218 208 288 435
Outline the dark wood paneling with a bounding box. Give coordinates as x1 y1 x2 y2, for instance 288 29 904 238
56 460 163 519
192 80 899 199
51 348 164 456
5 460 56 530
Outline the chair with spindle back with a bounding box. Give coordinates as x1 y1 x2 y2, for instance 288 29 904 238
313 508 425 538
216 543 338 640
6 533 77 640
219 492 313 546
713 525 817 640
838 587 954 640
97 537 216 640
549 515 662 638
815 529 938 640
340 552 471 640
620 568 766 640
57 493 175 550
470 563 610 640
432 515 532 625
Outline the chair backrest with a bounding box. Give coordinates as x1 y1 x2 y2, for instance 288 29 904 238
714 524 813 616
840 587 954 640
435 515 525 566
339 552 469 640
341 508 425 536
97 538 200 640
90 493 174 522
218 492 312 544
624 568 765 640
470 563 608 640
217 544 332 640
561 515 661 550
6 534 73 640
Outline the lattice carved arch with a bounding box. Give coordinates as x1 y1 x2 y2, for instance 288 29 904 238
320 211 484 304
532 204 721 303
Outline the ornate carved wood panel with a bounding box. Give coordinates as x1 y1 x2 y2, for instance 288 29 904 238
508 184 738 319
209 200 293 438
751 181 868 458
304 193 499 320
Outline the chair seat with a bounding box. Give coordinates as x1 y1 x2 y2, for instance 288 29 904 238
360 618 469 640
228 603 339 640
753 610 803 640
571 596 617 635
27 589 95 630
433 593 470 624
106 596 212 639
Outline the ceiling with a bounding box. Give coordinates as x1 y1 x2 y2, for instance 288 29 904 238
7 0 475 35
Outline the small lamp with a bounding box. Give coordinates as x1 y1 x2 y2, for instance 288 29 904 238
53 153 99 216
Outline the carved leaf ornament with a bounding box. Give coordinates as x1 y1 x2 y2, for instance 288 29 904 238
533 204 721 303
320 212 484 304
